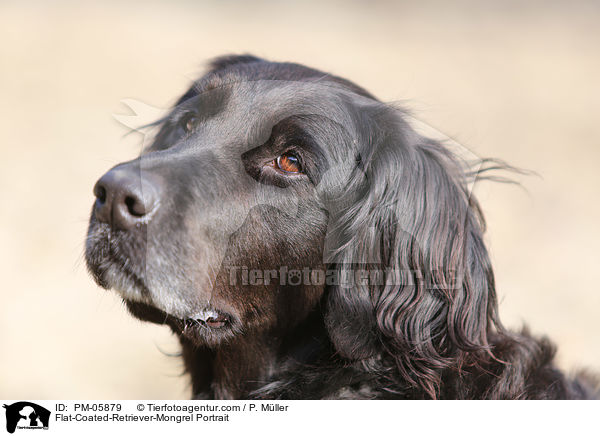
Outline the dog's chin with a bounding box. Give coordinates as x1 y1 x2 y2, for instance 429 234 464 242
86 228 240 346
125 300 239 347
91 265 239 347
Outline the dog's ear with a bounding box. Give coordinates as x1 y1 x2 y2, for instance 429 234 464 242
324 106 500 398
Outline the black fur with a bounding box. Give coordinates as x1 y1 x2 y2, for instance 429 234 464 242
86 55 598 399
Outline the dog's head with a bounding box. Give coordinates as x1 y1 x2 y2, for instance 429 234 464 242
86 55 498 396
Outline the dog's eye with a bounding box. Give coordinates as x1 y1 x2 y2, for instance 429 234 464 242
274 153 302 174
181 114 199 134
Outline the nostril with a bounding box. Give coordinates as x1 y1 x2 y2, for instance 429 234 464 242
94 184 107 204
125 195 146 217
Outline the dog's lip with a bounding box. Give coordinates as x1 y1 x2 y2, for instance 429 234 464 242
204 317 228 329
126 300 234 332
187 310 231 329
125 298 233 330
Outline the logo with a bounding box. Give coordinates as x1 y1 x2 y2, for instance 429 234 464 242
2 402 50 434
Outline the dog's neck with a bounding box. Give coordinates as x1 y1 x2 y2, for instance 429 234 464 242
179 310 329 399
179 334 275 399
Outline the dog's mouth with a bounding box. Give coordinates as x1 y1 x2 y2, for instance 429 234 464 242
128 302 232 330
186 312 231 329
93 255 234 333
87 222 239 344
125 300 237 346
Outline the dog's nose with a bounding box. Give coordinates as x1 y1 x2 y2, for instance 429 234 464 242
93 166 160 230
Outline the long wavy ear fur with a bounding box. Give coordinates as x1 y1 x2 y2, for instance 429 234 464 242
325 104 502 398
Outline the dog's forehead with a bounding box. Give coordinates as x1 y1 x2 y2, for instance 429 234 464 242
185 78 364 150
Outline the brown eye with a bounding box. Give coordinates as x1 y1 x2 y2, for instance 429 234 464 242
275 153 302 174
181 114 198 133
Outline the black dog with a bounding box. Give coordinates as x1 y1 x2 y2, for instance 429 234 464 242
86 55 597 399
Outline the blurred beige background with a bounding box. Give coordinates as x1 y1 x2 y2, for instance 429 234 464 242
1 0 598 399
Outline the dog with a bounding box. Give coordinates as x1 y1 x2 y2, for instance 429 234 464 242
85 55 598 399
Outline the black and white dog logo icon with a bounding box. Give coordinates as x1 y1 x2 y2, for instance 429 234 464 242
3 402 50 433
